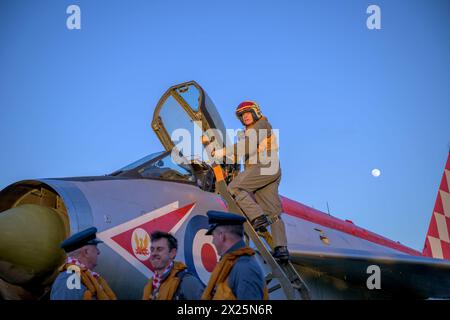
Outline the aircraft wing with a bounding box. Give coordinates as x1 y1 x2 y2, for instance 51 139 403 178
289 244 450 299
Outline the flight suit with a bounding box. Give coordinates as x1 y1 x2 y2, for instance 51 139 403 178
226 116 288 248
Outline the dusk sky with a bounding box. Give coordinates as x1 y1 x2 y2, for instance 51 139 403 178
1 0 449 251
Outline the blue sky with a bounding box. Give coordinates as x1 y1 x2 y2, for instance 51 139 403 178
1 0 449 251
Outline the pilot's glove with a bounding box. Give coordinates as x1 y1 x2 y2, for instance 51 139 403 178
201 135 210 146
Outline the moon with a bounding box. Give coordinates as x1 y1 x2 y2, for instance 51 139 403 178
371 168 381 177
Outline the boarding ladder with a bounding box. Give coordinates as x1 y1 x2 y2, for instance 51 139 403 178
211 164 311 300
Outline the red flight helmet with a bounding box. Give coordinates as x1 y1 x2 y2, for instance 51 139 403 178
235 101 262 125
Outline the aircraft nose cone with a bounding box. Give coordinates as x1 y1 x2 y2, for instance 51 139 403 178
0 204 67 286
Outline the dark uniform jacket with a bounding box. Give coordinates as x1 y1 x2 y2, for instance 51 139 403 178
226 240 265 300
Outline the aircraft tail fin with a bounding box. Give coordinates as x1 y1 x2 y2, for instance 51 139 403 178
423 151 450 259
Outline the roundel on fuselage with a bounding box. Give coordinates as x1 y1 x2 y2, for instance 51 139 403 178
184 215 219 285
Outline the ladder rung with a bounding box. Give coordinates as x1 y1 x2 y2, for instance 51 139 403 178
268 284 282 293
265 273 274 281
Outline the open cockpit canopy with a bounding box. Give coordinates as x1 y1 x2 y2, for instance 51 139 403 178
151 81 229 161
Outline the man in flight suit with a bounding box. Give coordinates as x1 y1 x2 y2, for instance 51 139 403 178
203 101 289 261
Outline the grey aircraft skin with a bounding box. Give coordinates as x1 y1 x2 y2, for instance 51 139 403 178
1 81 450 300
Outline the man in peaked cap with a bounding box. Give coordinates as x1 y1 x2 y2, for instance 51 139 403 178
201 211 267 300
50 227 116 300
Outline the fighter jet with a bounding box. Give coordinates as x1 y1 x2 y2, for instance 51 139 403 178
1 81 450 300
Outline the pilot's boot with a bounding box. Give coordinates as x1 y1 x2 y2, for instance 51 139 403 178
273 246 290 262
251 215 270 232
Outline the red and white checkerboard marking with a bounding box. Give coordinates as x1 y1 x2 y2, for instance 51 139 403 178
423 153 450 260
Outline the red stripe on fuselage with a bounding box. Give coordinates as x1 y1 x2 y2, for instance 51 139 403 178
281 196 422 256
